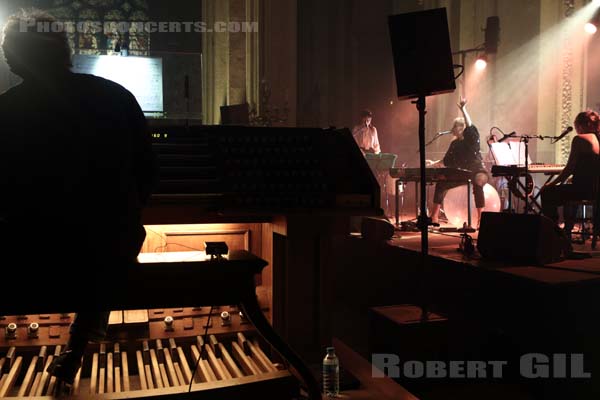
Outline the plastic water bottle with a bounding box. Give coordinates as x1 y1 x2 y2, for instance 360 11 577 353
322 346 340 397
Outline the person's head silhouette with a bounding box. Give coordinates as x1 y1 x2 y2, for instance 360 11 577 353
2 9 72 80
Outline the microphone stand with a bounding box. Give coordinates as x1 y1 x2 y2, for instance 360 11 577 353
510 134 555 214
416 133 447 153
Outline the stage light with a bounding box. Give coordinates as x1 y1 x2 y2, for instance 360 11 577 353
586 9 600 34
475 55 487 70
585 22 597 34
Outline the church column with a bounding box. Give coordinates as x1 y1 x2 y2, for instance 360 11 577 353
201 0 261 124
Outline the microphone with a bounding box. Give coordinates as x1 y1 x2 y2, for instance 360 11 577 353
498 131 516 143
437 130 452 136
554 126 573 142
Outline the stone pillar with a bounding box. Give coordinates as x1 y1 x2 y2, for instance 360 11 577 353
261 0 297 126
538 0 588 164
201 0 261 124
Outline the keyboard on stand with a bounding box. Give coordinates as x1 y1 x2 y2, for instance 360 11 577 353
491 164 564 177
491 163 565 214
389 167 474 229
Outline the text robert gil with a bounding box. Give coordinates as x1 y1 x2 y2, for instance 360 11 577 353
372 353 590 379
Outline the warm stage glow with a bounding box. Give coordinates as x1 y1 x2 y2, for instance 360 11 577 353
475 58 487 71
462 1 600 135
585 22 598 34
444 184 501 228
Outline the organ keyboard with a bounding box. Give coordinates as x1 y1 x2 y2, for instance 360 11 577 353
0 335 295 398
0 251 319 399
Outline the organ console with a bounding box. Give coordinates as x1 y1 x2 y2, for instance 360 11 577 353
0 123 381 398
0 251 313 398
0 334 297 398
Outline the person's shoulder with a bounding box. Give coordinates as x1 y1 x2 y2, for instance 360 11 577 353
71 73 135 98
572 134 589 143
573 133 596 146
464 124 480 137
0 85 18 99
0 83 25 109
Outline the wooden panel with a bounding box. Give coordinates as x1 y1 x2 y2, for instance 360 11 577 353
164 229 250 253
142 224 263 257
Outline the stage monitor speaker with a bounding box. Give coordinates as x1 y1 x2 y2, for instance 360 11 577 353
361 217 395 242
477 212 566 265
388 8 456 100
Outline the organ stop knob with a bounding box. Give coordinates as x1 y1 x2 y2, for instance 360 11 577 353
27 322 39 338
163 315 174 331
5 323 17 339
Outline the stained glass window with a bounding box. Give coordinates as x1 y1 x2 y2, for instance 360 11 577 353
45 0 150 56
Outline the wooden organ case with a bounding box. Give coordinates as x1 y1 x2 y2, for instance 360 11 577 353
0 124 380 398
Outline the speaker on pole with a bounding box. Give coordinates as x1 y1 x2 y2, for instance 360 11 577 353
477 212 567 265
388 8 456 100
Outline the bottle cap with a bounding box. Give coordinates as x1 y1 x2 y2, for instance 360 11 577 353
326 346 335 352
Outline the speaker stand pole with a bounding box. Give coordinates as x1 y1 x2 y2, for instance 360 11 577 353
414 94 430 321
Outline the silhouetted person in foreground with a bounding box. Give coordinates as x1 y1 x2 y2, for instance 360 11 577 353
0 9 157 385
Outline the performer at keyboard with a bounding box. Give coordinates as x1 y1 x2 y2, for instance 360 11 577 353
0 10 158 385
541 110 600 235
427 97 488 225
352 109 381 155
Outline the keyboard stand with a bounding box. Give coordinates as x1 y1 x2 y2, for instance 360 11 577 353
394 178 473 231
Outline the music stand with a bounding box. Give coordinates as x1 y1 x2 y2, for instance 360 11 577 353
365 153 397 217
490 140 540 213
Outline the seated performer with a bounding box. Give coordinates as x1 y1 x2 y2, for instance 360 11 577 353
541 110 600 235
352 109 381 155
427 97 488 225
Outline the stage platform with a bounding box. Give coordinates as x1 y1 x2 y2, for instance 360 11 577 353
391 230 600 285
332 227 600 399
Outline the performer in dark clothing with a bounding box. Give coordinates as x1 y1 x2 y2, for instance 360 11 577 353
0 9 158 385
428 97 488 225
541 110 600 234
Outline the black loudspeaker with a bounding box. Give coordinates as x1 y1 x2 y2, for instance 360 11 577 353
484 16 500 54
477 212 566 265
388 8 456 100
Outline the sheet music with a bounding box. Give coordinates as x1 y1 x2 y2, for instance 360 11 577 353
72 54 164 112
490 142 515 165
509 142 533 166
490 142 532 166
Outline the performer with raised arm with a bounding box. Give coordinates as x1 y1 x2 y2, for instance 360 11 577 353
427 97 488 225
